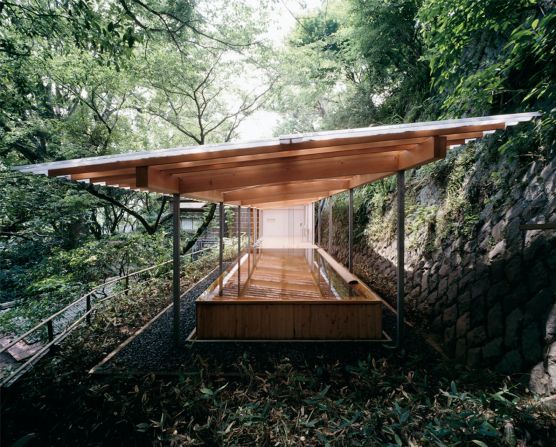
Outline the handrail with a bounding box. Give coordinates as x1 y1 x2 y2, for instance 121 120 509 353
0 243 224 354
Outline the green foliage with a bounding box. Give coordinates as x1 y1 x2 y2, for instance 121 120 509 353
418 0 554 118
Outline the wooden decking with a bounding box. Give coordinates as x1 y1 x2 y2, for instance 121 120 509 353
196 248 383 340
220 250 322 300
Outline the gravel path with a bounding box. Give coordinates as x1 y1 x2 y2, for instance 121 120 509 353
96 269 402 376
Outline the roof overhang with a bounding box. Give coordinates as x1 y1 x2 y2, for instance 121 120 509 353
14 112 539 208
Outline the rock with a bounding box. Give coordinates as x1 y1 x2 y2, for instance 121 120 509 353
505 201 526 221
448 269 461 286
446 284 458 304
487 281 510 307
488 240 506 261
483 337 503 360
467 325 487 347
457 291 472 314
470 296 485 326
504 256 522 284
487 303 504 338
527 288 554 320
547 248 556 272
503 282 528 314
455 337 466 360
439 262 450 277
522 323 543 364
492 220 506 242
438 277 448 295
505 308 523 347
444 325 456 348
496 350 523 374
467 347 482 367
443 304 458 325
459 271 474 290
546 304 556 343
472 277 489 299
421 271 429 292
548 342 556 394
529 362 549 395
431 315 442 333
527 262 548 294
504 217 522 244
456 312 470 339
524 235 546 262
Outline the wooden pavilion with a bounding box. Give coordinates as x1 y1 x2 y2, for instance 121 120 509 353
15 112 539 344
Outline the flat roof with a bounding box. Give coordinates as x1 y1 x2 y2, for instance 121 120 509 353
14 112 539 208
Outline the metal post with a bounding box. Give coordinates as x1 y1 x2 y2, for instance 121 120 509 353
47 320 54 342
396 171 405 348
219 202 224 296
348 188 354 272
237 205 241 297
86 295 91 324
328 196 333 253
172 193 181 346
317 200 322 246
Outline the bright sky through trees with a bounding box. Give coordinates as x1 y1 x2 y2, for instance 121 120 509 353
237 0 323 139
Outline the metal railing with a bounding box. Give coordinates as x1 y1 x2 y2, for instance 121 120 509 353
0 241 231 388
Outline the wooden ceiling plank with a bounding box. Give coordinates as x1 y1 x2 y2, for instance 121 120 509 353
179 153 398 194
182 191 224 202
349 172 395 189
223 179 350 202
157 141 422 174
159 143 417 176
241 190 332 206
257 198 321 209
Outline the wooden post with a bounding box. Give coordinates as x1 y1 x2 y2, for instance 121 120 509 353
219 202 224 296
396 171 405 348
172 193 181 347
237 205 241 297
328 196 333 253
348 188 353 272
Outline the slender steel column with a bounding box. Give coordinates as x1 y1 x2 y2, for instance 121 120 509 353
396 171 405 347
328 196 333 253
247 207 252 275
348 188 354 272
172 193 181 346
317 201 322 246
219 202 224 296
237 205 241 296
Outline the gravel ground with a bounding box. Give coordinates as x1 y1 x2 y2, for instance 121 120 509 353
95 269 406 376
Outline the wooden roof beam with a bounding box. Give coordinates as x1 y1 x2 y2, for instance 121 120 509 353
398 136 447 170
136 166 180 195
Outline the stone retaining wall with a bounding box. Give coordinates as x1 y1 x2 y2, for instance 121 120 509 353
324 151 556 395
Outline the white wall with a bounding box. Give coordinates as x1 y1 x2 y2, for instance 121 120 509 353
260 205 314 248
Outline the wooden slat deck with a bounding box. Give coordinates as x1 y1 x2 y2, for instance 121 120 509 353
196 248 383 339
220 251 322 300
